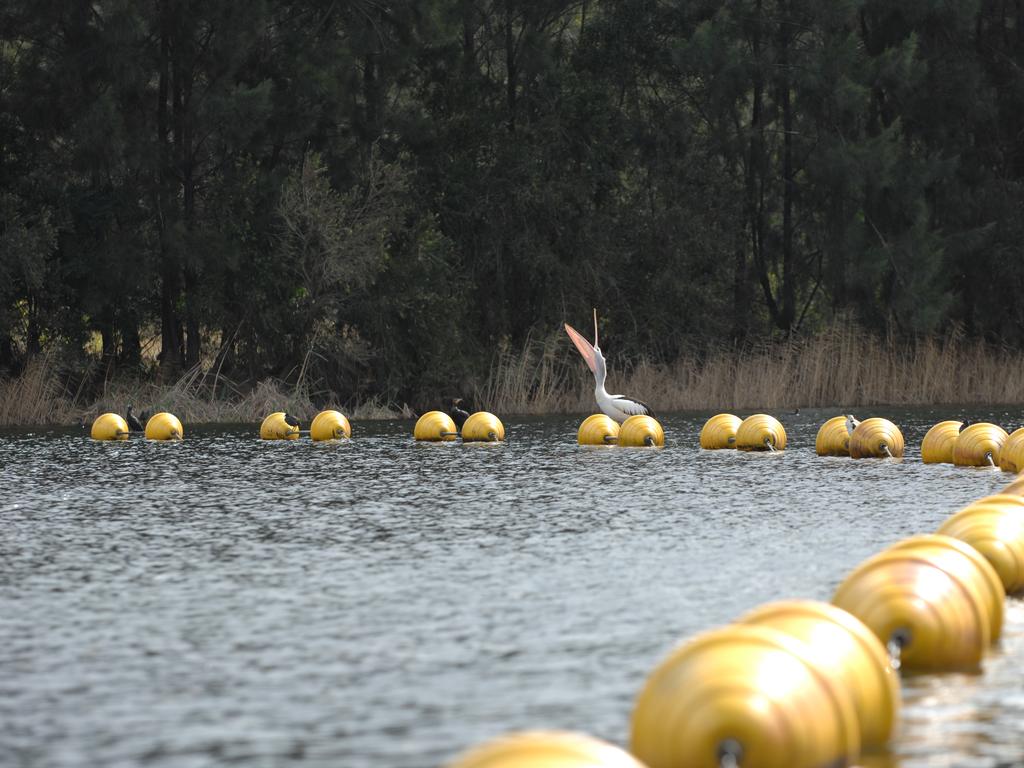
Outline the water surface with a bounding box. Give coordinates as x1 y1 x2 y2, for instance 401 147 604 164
2 407 1023 767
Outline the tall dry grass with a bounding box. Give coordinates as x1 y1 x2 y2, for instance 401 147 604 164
4 324 1024 426
477 324 1024 415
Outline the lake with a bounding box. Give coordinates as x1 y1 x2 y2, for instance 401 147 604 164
2 407 1023 767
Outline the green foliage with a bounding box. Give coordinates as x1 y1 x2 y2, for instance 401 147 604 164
2 0 1024 402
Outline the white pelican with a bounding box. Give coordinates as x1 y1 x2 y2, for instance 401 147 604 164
564 309 655 424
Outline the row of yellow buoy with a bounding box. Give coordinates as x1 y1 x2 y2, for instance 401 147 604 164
576 414 665 447
815 416 906 458
414 410 506 442
921 420 1024 469
91 411 183 441
699 413 787 451
444 477 1024 768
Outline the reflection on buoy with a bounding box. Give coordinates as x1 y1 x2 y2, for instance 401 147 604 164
832 548 990 673
738 600 900 750
310 410 351 441
144 412 183 440
618 415 664 447
920 421 962 464
414 411 459 442
735 414 786 452
577 414 619 446
699 413 741 449
815 416 852 457
446 730 647 768
849 418 904 459
885 534 1005 643
938 506 1024 595
953 423 1008 467
631 624 860 768
997 427 1024 473
91 413 130 441
461 411 505 442
260 412 300 440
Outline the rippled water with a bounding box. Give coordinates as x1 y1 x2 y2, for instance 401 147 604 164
2 407 1023 768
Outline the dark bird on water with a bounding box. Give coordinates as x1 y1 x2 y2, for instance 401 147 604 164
125 405 145 432
449 398 470 430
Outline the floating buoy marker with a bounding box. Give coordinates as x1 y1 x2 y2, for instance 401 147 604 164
577 414 619 446
260 412 300 440
414 411 459 441
144 412 183 440
310 410 351 441
91 413 130 441
461 411 505 442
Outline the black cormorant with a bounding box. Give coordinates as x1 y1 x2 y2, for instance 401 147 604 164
449 398 470 430
126 405 145 432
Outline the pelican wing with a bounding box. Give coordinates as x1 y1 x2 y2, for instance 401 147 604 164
612 396 654 419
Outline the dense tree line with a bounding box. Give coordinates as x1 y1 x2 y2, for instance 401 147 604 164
2 1 1023 405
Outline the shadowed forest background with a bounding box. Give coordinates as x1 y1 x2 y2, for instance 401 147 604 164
2 0 1024 421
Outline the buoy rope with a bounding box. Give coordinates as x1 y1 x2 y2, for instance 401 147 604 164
644 435 654 447
882 443 893 458
488 431 498 441
603 434 618 444
440 431 459 437
985 452 995 467
717 738 743 768
763 436 776 453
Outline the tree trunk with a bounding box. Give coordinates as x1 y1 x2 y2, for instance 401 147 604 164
158 0 182 376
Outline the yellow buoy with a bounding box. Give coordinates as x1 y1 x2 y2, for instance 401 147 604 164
144 412 183 440
998 427 1024 473
832 549 990 673
699 413 741 449
91 412 130 441
849 418 904 459
631 624 860 768
938 507 1024 595
738 600 900 750
260 411 300 440
577 414 619 446
1000 474 1024 495
461 411 505 442
446 730 647 768
310 409 351 441
815 416 852 457
885 534 1005 643
920 420 962 464
735 414 787 452
953 422 1008 467
619 415 665 447
413 411 459 441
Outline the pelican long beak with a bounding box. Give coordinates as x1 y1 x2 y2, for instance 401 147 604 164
564 322 597 374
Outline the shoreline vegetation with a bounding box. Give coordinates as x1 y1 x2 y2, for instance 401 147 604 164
2 326 1023 429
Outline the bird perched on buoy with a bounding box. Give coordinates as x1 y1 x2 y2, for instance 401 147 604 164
125 405 145 433
449 398 470 430
565 309 654 424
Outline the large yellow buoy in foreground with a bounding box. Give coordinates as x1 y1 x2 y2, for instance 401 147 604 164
735 414 786 452
414 411 459 441
953 422 1008 467
260 412 300 440
446 730 647 768
700 413 741 449
144 412 183 440
832 549 990 673
91 413 130 441
738 600 900 750
849 418 904 459
631 624 860 768
920 421 962 464
310 409 351 441
885 534 1005 643
578 414 619 446
938 506 1024 595
815 416 852 457
461 411 505 442
619 415 664 447
997 427 1024 473
1000 474 1024 495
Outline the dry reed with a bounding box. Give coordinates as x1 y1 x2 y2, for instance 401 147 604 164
4 325 1024 427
